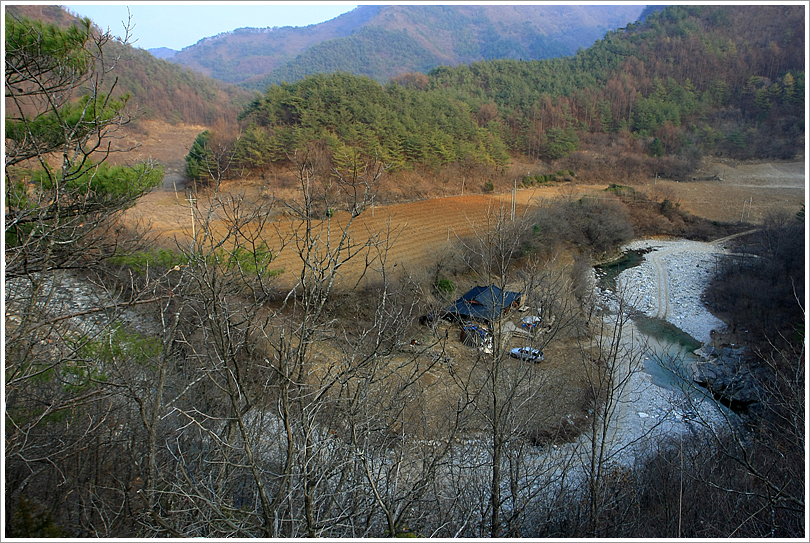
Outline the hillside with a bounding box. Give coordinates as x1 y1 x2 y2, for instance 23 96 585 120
200 4 803 187
5 3 804 539
166 5 384 84
5 4 251 126
148 47 178 60
165 4 645 88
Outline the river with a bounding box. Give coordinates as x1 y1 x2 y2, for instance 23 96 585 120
592 238 737 461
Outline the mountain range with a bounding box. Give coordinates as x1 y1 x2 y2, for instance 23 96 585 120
7 3 802 171
155 4 650 88
5 4 251 126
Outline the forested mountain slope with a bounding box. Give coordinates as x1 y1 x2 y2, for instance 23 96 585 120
167 5 383 84
165 4 645 87
425 4 804 160
199 4 803 183
5 4 251 126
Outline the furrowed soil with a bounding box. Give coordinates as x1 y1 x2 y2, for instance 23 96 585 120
116 121 806 439
120 122 806 262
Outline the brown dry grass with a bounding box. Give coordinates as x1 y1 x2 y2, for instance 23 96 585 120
630 159 806 223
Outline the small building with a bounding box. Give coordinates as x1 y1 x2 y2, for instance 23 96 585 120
441 285 522 325
461 324 493 353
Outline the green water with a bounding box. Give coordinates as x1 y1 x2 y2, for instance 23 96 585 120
633 314 702 352
633 314 702 390
594 247 704 390
595 248 652 291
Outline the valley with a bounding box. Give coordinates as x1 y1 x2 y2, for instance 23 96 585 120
6 3 804 537
116 120 804 454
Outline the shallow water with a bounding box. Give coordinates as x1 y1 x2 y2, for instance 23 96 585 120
596 247 703 390
595 248 653 291
633 314 702 352
633 314 701 390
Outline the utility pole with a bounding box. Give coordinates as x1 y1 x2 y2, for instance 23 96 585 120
187 196 196 249
511 178 517 221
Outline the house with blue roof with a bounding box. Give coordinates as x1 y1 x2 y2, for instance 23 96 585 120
440 285 522 325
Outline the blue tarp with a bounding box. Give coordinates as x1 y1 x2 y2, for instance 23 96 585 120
463 325 489 338
442 285 521 324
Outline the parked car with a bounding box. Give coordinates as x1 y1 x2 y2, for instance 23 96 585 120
509 347 544 362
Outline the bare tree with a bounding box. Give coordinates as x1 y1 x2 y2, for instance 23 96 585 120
574 284 650 536
654 321 805 537
440 205 583 536
4 14 170 537
130 147 472 537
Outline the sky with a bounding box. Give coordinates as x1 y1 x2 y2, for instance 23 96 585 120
62 2 360 51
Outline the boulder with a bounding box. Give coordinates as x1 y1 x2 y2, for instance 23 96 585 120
693 346 761 409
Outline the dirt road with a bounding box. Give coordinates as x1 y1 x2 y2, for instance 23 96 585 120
603 235 738 464
643 229 759 321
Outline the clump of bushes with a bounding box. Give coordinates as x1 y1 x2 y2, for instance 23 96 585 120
705 212 805 348
435 278 456 296
109 244 282 278
604 183 636 198
529 194 634 257
108 248 189 275
521 170 575 188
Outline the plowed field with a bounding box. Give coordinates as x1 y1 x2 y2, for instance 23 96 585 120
121 122 805 285
130 185 606 286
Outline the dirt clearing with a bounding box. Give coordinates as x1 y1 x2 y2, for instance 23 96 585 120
634 159 805 223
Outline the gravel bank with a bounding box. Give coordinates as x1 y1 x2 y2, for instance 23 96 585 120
618 238 729 343
594 238 733 463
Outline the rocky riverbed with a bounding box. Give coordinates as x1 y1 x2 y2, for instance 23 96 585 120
617 238 729 343
594 238 736 463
